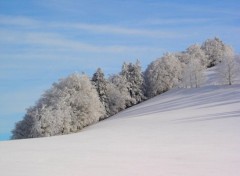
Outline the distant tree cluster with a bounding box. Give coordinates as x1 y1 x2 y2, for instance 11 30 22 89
144 37 239 97
12 37 239 139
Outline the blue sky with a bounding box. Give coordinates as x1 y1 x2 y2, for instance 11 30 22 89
0 0 239 140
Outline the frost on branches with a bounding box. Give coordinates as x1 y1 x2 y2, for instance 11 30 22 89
105 82 126 116
217 46 239 85
120 60 145 106
181 45 206 88
201 37 231 67
109 74 132 109
12 74 105 139
144 53 183 98
92 68 127 118
92 68 110 119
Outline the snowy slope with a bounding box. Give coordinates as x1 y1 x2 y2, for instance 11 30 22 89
1 84 240 176
203 57 240 86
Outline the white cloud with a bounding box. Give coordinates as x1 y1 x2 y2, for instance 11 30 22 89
141 18 220 25
147 2 240 17
0 29 163 54
0 15 190 39
52 22 186 38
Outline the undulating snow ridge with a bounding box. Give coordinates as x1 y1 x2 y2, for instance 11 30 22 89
1 84 240 176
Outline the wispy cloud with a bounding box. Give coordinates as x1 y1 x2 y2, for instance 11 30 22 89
141 18 222 26
0 29 164 54
54 22 185 38
0 15 40 26
147 1 240 17
0 15 189 39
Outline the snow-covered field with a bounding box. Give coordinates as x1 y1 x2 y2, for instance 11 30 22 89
0 83 240 176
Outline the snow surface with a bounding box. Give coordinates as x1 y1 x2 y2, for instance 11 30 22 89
204 67 240 86
1 84 240 176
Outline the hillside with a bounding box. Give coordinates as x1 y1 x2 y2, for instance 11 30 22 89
0 84 240 176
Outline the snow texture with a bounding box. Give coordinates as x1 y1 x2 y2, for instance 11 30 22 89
1 83 240 176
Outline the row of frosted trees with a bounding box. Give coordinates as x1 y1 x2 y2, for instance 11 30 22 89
12 38 239 139
12 61 145 139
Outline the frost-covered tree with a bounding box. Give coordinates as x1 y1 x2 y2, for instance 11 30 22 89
92 68 107 103
12 74 105 139
181 45 206 88
120 60 145 106
175 52 188 64
43 74 105 132
187 44 207 67
11 107 43 139
144 53 183 98
201 37 230 67
177 45 206 66
92 68 110 119
109 74 133 107
105 82 126 116
217 46 239 85
182 56 205 88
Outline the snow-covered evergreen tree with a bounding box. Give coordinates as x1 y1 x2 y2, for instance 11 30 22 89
120 60 145 106
145 53 183 98
12 73 105 139
92 68 110 119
